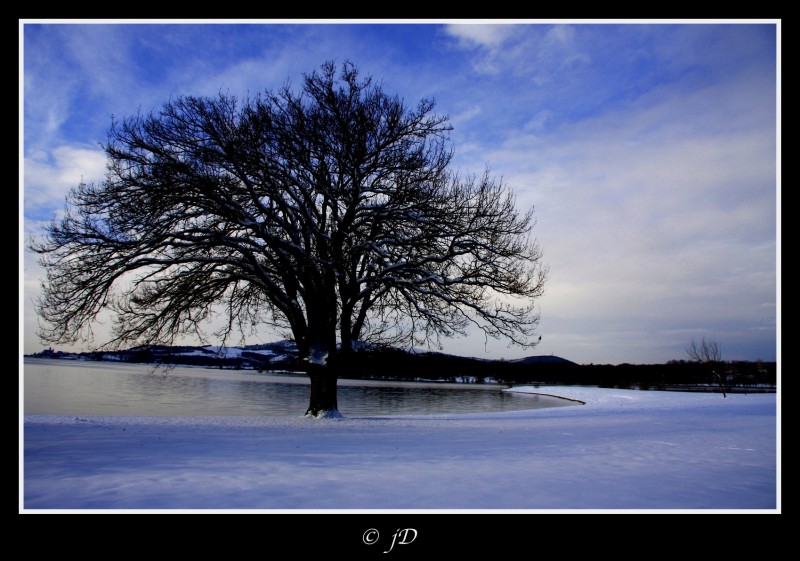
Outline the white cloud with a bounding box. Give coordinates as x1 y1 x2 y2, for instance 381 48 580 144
542 25 575 48
54 25 142 101
22 144 109 353
523 110 555 132
443 22 592 86
24 145 107 217
465 64 777 364
443 23 519 49
443 23 537 75
450 104 482 126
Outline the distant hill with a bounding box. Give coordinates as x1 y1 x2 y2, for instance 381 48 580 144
26 342 576 383
27 340 302 371
510 355 577 366
27 342 574 369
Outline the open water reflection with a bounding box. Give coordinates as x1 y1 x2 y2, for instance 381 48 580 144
24 358 572 417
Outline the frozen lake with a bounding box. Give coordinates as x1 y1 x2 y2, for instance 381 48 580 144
23 358 573 417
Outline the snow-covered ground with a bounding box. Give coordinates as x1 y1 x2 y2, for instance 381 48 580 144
21 386 778 512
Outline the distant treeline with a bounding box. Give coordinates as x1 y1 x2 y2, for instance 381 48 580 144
499 360 776 392
337 348 776 392
28 345 776 392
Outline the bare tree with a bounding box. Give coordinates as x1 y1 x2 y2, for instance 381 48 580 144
686 337 726 397
30 61 547 417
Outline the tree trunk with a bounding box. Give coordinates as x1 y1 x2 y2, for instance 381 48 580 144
305 364 341 418
712 369 727 398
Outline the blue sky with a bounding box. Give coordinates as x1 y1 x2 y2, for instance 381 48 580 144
21 21 779 364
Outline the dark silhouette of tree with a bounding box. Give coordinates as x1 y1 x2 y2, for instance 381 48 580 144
31 61 547 417
686 337 726 397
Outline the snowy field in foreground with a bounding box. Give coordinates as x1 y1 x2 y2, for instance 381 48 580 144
21 386 778 511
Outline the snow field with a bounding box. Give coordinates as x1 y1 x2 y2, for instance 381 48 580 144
22 386 777 511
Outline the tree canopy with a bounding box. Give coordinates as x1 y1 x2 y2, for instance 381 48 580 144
32 61 547 416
